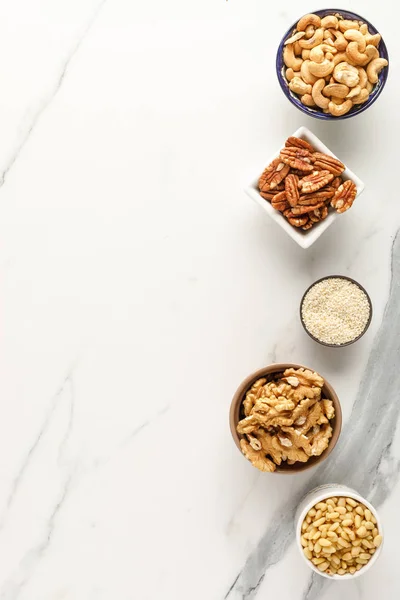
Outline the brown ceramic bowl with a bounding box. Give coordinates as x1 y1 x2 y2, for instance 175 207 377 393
230 363 342 474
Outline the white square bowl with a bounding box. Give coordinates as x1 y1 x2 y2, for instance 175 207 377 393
244 126 365 249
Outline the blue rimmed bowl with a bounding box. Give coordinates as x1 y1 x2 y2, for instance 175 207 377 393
276 9 389 120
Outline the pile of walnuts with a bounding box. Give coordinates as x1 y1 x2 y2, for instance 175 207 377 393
258 136 357 231
283 12 388 117
237 368 335 472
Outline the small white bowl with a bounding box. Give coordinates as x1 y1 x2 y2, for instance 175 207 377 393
244 126 365 249
295 484 384 580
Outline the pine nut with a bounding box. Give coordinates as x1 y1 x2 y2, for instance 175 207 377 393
356 558 368 565
349 566 356 574
302 521 308 532
313 517 326 528
364 509 372 521
341 561 347 569
354 515 362 528
346 504 353 512
306 516 312 524
373 527 378 537
326 512 339 519
327 531 338 541
371 515 377 525
301 535 308 547
353 539 362 547
342 519 353 527
326 499 336 507
312 531 321 541
319 524 329 531
342 552 352 562
312 557 326 565
346 498 357 507
336 506 346 515
356 526 367 538
338 537 350 548
308 508 317 517
317 561 329 572
355 506 364 516
340 530 350 542
331 555 341 566
308 541 314 551
365 521 374 530
351 546 361 557
343 527 356 541
329 522 339 532
374 535 383 547
359 553 371 560
338 498 346 507
315 510 323 520
337 568 346 575
315 503 327 511
304 548 313 560
319 538 331 547
314 542 322 553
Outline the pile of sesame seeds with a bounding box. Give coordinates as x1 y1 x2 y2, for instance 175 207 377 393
301 277 371 346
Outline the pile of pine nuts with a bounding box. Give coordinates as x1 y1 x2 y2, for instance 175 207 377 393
301 496 382 575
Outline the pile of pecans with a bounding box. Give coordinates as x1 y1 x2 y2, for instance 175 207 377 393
301 496 383 576
236 368 335 472
258 136 357 231
283 12 388 117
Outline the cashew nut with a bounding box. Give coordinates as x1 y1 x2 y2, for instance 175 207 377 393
366 80 374 93
301 49 311 60
289 76 312 96
359 24 368 35
333 62 360 87
366 57 389 83
285 68 301 82
312 79 329 109
284 31 306 45
328 99 353 116
323 83 350 98
365 33 381 47
325 52 334 62
299 28 324 50
330 29 348 51
310 43 337 64
297 14 321 32
301 60 318 84
321 15 339 29
304 25 315 39
294 41 303 56
346 42 379 66
358 67 368 88
344 29 366 52
283 44 303 71
332 52 347 66
330 96 344 105
347 85 361 99
301 94 317 107
338 20 360 32
351 88 370 104
308 58 334 78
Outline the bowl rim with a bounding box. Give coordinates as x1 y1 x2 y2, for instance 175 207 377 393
300 275 373 347
276 8 390 120
230 363 342 474
295 487 384 579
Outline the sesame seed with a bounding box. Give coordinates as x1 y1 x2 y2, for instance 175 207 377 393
301 278 371 345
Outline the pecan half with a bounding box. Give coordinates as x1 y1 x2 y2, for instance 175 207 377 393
260 191 275 201
271 191 289 212
285 174 300 207
331 176 343 189
258 158 290 192
309 206 329 222
291 201 326 215
280 147 314 172
298 190 333 205
331 180 357 213
312 152 345 176
287 214 309 227
299 170 334 193
285 136 315 153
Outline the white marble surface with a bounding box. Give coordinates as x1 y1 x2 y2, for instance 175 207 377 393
0 1 399 598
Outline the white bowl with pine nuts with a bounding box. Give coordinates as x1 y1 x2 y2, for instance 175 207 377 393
295 484 383 579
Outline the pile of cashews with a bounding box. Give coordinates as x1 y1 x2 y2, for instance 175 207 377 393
283 13 388 117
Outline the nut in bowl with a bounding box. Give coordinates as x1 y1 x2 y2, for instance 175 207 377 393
277 9 389 119
245 126 365 248
295 485 383 578
230 364 342 473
